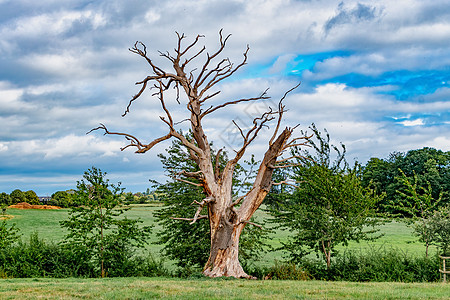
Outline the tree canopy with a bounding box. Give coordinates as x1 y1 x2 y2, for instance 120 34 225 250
270 125 383 268
362 147 450 213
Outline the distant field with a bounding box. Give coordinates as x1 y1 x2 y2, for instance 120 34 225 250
4 204 435 268
1 277 449 299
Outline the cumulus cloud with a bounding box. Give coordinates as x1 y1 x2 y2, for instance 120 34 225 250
0 0 449 194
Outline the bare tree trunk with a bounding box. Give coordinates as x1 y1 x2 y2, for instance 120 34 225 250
203 219 250 278
322 240 332 269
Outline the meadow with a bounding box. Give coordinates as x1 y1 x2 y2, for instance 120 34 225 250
4 203 438 267
2 204 448 299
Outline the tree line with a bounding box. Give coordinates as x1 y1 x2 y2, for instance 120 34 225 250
362 147 450 213
0 188 161 208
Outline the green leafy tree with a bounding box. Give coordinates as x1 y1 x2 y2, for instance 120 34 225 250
0 193 11 206
271 125 383 268
0 220 20 248
362 148 450 212
154 139 270 270
60 167 151 277
394 170 443 256
428 206 450 256
50 191 74 208
24 190 40 205
9 189 25 204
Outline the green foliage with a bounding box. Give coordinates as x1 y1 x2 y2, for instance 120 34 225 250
154 138 269 268
270 124 383 268
60 167 151 277
0 220 20 249
50 191 75 208
258 261 310 280
362 147 450 213
318 247 440 282
9 189 40 205
246 247 440 282
9 189 25 204
0 232 94 278
121 191 158 204
394 170 442 218
427 206 450 256
24 190 40 205
0 232 168 278
0 193 11 206
393 169 443 256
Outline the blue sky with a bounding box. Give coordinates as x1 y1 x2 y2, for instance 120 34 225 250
1 0 449 195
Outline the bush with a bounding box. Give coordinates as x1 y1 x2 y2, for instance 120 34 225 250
132 253 169 277
262 261 309 280
245 247 440 282
0 232 95 278
298 247 440 282
0 232 169 278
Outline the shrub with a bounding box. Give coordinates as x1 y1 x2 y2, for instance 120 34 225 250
0 232 168 278
0 219 20 248
300 247 440 282
0 232 95 278
264 261 310 280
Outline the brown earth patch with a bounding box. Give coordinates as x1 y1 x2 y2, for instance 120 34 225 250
8 202 61 209
0 214 14 220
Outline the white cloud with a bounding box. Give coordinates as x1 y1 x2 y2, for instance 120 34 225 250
2 9 106 39
3 134 123 159
400 119 424 127
1 0 450 193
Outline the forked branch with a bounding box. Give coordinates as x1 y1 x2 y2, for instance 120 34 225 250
189 196 214 224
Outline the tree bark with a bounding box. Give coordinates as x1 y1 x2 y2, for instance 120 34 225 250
203 217 250 278
322 240 332 269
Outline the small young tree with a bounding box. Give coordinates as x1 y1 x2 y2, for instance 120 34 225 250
0 220 20 249
428 206 450 256
60 167 151 277
395 170 443 256
270 125 383 268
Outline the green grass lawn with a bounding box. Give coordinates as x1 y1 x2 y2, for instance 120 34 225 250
0 277 449 299
3 203 436 268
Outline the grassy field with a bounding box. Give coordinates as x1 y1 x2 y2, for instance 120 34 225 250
2 205 447 298
0 277 449 299
3 203 437 268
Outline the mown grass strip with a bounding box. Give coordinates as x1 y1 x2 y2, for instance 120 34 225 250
0 277 449 299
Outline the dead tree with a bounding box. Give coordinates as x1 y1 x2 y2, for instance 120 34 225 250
90 31 308 278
